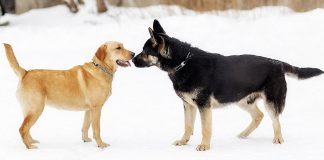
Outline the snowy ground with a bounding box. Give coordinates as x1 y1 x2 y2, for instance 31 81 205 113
0 2 324 160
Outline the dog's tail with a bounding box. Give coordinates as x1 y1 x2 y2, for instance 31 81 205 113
3 43 27 79
282 62 323 79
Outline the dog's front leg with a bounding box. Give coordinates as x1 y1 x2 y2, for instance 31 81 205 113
82 110 92 142
196 107 212 151
174 102 197 146
91 107 109 148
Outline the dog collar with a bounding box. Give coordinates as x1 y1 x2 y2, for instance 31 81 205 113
173 51 193 72
92 62 114 77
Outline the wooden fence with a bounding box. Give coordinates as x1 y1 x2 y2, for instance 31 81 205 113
108 0 324 12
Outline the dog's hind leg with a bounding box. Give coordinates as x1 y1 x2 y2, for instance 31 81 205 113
174 101 197 146
264 74 287 144
82 110 92 142
19 103 44 149
265 102 284 144
238 103 264 138
18 89 45 149
28 133 40 144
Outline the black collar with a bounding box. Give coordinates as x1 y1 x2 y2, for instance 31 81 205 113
92 62 114 77
173 51 193 72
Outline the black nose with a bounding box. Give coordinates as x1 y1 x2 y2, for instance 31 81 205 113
131 52 135 58
132 57 137 63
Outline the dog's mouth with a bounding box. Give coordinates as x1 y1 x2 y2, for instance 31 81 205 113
116 59 131 67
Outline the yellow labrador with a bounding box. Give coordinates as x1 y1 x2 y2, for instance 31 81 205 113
3 42 134 149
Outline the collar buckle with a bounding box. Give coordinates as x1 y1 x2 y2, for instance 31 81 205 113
174 51 192 72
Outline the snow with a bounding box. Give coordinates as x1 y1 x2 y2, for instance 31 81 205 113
1 2 324 160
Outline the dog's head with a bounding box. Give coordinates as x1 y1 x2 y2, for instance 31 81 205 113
94 41 135 68
132 20 189 71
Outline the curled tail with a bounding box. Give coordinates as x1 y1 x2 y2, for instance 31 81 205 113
3 43 27 79
282 62 323 79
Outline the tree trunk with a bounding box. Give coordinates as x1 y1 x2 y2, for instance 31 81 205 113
96 0 107 13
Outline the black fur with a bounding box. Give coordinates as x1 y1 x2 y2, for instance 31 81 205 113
133 20 323 115
282 62 324 79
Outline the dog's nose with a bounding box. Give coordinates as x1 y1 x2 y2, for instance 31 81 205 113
130 52 135 58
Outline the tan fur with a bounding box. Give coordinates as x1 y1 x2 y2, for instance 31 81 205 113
3 44 26 79
175 90 214 151
174 90 286 151
173 101 197 146
3 42 134 149
197 107 212 151
265 102 284 144
238 103 264 138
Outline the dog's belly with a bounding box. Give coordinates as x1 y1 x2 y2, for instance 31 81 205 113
46 98 89 111
44 85 110 111
43 82 90 110
177 90 263 109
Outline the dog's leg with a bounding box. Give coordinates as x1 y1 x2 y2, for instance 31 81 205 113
19 108 43 149
196 107 212 151
265 103 284 144
91 107 109 148
18 91 45 149
238 103 264 138
190 105 197 134
27 133 40 144
82 110 92 142
263 73 286 144
174 102 197 146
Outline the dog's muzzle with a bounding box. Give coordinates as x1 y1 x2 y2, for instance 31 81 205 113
132 54 147 67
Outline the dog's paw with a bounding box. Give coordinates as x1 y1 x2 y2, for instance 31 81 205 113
98 142 110 149
173 139 188 146
238 132 249 139
30 139 40 144
27 145 38 149
273 137 284 144
83 137 92 143
196 144 210 151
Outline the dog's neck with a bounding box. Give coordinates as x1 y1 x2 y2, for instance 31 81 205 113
92 57 116 77
171 50 192 73
166 43 192 74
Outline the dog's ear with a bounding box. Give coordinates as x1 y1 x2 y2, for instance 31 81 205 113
153 19 166 34
95 44 107 61
149 28 171 59
149 27 171 59
159 37 171 59
149 27 158 47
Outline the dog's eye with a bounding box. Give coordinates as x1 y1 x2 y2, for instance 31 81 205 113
116 47 121 50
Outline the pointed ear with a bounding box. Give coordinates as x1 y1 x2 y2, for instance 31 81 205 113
159 37 171 59
149 27 158 47
95 44 107 61
153 19 166 34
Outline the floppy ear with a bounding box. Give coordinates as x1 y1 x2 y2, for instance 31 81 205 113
149 27 158 47
95 45 107 61
153 19 166 34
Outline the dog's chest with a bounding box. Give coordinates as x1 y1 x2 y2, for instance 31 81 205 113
176 89 221 108
176 89 200 107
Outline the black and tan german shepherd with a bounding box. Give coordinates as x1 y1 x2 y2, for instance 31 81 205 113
132 20 323 151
